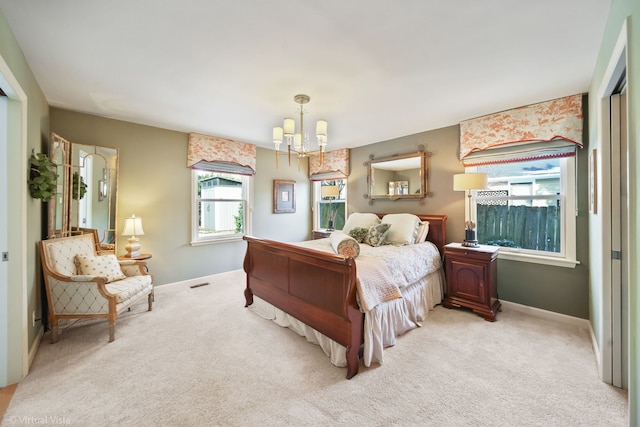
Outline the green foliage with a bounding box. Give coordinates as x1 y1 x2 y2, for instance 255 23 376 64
72 172 87 200
234 203 244 233
484 238 518 248
28 152 57 201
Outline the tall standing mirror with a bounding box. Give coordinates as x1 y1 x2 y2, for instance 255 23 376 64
49 133 119 252
367 151 428 200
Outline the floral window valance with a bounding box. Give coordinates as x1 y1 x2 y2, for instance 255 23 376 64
187 132 256 175
309 148 350 181
459 94 584 162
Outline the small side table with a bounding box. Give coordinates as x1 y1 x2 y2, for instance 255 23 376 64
118 253 152 261
443 243 500 321
312 229 333 239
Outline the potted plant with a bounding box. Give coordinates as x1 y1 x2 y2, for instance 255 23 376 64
28 152 57 201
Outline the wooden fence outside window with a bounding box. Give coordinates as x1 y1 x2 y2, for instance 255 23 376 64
476 204 561 252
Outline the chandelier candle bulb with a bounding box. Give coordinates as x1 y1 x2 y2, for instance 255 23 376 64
316 120 327 141
283 118 295 138
273 126 283 148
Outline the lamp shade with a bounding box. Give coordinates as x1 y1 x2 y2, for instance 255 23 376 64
283 118 295 137
316 120 327 138
453 173 488 191
321 185 340 198
122 214 145 237
273 126 283 143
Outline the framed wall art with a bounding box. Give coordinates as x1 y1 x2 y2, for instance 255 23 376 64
274 180 296 213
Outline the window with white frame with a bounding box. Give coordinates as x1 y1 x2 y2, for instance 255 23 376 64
466 153 577 268
315 179 347 230
191 170 250 244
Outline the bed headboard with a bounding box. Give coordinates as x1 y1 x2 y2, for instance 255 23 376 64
375 213 448 257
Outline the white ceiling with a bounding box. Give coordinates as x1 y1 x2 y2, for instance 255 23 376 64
0 1 610 150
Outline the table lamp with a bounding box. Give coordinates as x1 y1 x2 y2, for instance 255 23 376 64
122 214 145 258
453 173 488 247
321 185 340 231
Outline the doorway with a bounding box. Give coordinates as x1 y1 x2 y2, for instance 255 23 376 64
0 54 29 386
610 88 629 389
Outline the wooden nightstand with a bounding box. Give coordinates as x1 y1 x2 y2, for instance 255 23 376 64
443 243 500 321
312 229 333 239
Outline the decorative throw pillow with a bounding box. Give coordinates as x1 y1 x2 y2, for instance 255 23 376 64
363 223 391 247
74 254 126 283
348 226 369 243
329 232 360 258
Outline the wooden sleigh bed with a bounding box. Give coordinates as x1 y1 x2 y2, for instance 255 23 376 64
243 213 447 379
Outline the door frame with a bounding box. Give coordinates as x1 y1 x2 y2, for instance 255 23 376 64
0 52 29 385
595 19 628 388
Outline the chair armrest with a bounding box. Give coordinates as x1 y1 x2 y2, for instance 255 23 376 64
118 261 149 277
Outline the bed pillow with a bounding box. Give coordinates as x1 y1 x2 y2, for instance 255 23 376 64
342 213 381 235
363 223 391 247
415 221 430 243
381 213 422 245
74 254 127 283
329 231 360 258
348 227 369 243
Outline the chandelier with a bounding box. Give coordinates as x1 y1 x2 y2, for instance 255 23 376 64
272 94 327 168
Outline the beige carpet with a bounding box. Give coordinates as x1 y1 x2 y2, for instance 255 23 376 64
2 270 627 426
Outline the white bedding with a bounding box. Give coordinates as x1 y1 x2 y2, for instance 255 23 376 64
248 239 445 368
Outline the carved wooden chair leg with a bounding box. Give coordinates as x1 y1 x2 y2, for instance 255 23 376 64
108 321 115 342
148 292 154 311
50 323 59 344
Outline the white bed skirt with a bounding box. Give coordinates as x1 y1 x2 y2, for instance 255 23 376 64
248 268 445 368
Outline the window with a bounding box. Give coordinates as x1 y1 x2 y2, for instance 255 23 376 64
468 156 577 268
191 170 250 244
315 179 347 230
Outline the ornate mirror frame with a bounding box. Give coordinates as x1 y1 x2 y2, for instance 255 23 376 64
48 133 119 250
365 146 432 201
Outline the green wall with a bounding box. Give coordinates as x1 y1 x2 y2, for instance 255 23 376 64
350 123 590 319
50 108 311 286
53 110 591 320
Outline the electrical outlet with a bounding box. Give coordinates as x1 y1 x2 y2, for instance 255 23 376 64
32 311 36 327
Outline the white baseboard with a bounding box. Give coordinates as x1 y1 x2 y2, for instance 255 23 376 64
500 300 602 376
28 325 44 370
500 300 591 329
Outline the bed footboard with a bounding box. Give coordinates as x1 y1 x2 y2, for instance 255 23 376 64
243 235 363 379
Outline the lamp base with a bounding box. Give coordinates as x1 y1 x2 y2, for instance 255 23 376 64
327 219 334 232
125 237 141 258
463 229 480 248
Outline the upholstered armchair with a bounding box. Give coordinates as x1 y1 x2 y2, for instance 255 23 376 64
39 233 154 343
